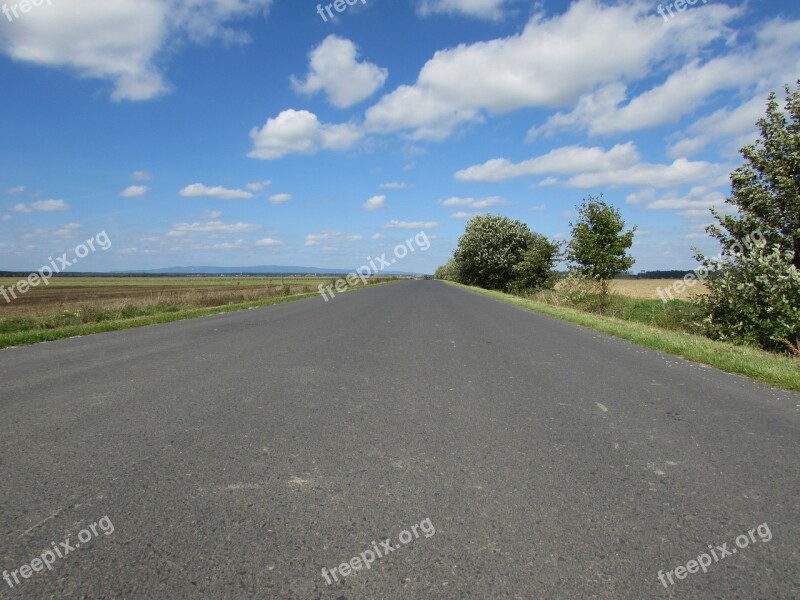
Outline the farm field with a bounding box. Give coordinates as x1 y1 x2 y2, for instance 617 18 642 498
0 276 395 347
609 278 709 300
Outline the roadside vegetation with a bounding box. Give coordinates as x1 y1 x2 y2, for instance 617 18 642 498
436 82 800 390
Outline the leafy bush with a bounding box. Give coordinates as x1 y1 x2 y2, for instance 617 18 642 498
698 244 800 354
452 214 558 292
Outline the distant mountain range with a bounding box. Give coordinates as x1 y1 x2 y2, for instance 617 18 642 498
116 265 423 276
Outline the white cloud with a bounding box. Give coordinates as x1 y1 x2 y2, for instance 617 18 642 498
626 188 656 204
256 237 282 247
6 185 25 194
12 199 70 212
455 142 722 188
53 223 82 238
291 35 387 108
121 185 149 198
213 240 247 250
246 180 272 191
248 109 363 160
363 195 386 211
450 211 477 219
530 204 546 212
528 11 798 141
167 220 261 236
22 223 82 241
382 220 438 229
379 182 409 189
371 233 382 240
179 183 254 200
667 94 766 158
131 170 151 181
269 193 292 204
565 158 723 188
455 143 639 182
365 0 737 141
440 196 506 209
305 231 362 246
644 186 730 219
416 0 511 20
203 210 222 219
0 0 275 101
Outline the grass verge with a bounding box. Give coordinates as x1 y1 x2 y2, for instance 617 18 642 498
0 292 319 350
448 282 800 393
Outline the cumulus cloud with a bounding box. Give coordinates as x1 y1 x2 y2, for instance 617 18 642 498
363 195 386 211
455 143 639 182
440 196 506 209
213 240 247 250
131 170 151 181
667 94 766 158
415 0 511 20
528 11 798 141
382 220 438 229
455 142 723 188
248 109 363 160
179 183 254 200
269 193 292 204
379 182 409 189
246 180 272 191
291 35 387 108
0 0 274 101
12 199 70 212
121 185 149 198
365 0 737 141
6 185 26 194
305 232 362 246
256 237 282 246
21 223 82 241
167 220 261 236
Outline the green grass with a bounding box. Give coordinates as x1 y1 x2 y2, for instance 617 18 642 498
448 282 800 393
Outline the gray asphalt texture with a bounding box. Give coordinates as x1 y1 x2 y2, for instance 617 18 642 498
1 281 798 599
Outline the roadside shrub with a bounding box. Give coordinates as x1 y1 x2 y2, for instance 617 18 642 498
698 244 800 354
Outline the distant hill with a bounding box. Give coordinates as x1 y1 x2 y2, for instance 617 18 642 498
114 265 422 276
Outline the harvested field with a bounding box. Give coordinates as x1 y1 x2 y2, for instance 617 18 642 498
609 278 708 300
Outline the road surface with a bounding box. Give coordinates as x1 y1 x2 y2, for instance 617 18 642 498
1 281 798 598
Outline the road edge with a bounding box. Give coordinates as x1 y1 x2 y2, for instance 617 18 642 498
444 281 800 393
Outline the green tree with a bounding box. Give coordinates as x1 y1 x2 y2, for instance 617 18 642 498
706 81 799 269
434 257 459 281
509 234 561 293
566 194 636 294
453 214 552 291
696 82 800 355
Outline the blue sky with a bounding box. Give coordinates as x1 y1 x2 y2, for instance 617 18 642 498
1 0 798 274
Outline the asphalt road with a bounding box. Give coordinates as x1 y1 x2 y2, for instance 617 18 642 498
1 281 798 599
